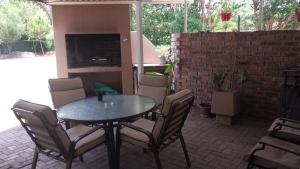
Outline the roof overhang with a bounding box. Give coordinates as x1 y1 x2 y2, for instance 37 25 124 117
36 0 193 5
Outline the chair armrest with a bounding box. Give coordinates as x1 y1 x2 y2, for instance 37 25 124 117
279 118 300 125
71 125 104 147
259 136 300 156
276 122 300 131
119 122 156 144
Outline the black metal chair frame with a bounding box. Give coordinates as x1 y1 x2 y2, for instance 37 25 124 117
116 95 194 169
12 107 105 169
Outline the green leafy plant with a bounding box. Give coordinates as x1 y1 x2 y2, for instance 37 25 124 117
213 72 227 91
27 12 52 55
164 60 178 74
213 69 247 92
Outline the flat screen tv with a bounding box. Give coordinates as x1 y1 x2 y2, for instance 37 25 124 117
65 33 121 68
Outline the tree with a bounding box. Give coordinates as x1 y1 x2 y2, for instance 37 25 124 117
263 0 298 30
0 3 25 54
27 12 52 54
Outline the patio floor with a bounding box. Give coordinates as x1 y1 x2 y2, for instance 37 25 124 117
0 108 272 169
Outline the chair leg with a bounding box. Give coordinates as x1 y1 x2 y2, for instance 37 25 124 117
116 125 121 169
179 134 191 168
31 147 39 169
153 149 163 169
66 159 72 169
79 155 84 162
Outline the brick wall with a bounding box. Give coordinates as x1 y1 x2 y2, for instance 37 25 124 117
172 31 300 118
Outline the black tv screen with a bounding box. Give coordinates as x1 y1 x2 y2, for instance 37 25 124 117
65 34 121 68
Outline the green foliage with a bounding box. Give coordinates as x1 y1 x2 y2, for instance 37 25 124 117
0 2 25 54
145 72 164 76
130 1 299 46
164 60 178 74
213 70 247 92
27 12 52 54
155 45 171 57
263 0 298 30
0 0 53 55
213 72 227 91
27 13 51 40
130 4 201 46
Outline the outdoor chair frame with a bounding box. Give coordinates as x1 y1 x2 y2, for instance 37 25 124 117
116 90 194 169
12 101 105 169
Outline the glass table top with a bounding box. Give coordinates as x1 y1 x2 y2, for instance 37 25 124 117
57 95 156 123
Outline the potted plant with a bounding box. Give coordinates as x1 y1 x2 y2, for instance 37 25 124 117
155 45 171 64
221 12 232 22
220 2 232 22
211 63 247 125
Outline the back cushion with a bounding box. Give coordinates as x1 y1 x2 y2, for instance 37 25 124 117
13 100 71 154
152 89 193 141
138 75 168 105
49 78 86 109
161 89 193 116
138 85 167 105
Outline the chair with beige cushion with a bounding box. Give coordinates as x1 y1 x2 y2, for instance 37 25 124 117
245 136 300 169
138 75 168 120
268 118 300 145
116 89 194 169
12 100 106 169
49 77 86 128
48 77 86 109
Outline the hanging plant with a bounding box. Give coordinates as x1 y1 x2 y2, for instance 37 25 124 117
220 1 232 22
221 12 232 22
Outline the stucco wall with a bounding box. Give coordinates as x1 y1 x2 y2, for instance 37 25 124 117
52 4 133 94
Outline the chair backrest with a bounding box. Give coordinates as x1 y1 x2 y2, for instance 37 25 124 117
152 89 194 144
12 100 71 158
49 77 86 109
138 75 168 105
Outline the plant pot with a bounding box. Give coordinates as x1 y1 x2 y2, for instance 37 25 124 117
296 10 300 22
221 12 232 22
160 56 167 64
211 91 240 125
199 103 213 118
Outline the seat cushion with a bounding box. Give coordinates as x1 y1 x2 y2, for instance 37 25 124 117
48 78 86 109
67 124 105 156
121 118 155 148
268 118 300 144
245 137 300 169
140 75 168 87
138 85 167 105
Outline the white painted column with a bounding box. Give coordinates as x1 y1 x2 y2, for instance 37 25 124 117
184 0 188 33
136 0 144 79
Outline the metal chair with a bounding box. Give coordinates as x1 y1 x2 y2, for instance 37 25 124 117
116 89 194 169
48 77 86 128
268 118 300 145
48 77 86 109
245 136 300 169
138 75 169 120
12 100 106 169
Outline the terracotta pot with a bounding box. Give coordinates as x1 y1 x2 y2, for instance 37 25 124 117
221 12 232 21
296 10 300 22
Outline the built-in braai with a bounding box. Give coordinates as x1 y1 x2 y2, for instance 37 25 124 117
66 33 121 68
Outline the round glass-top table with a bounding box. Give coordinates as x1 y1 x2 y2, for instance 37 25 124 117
57 95 156 123
57 95 156 169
